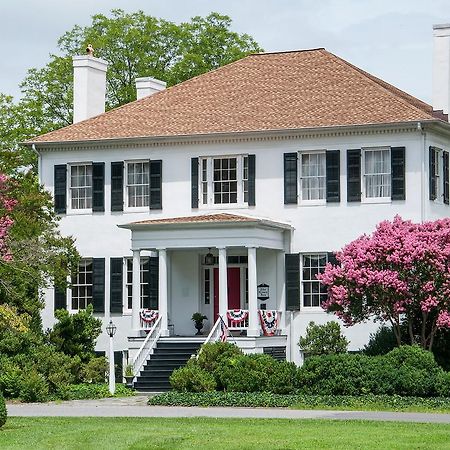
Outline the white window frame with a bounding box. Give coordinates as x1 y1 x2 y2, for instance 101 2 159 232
298 150 326 205
67 162 93 214
124 160 150 212
300 253 328 310
199 155 248 208
69 258 93 313
123 256 150 314
361 147 391 203
432 147 443 203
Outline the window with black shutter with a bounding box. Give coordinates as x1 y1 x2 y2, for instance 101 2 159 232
285 253 300 310
54 165 67 214
111 162 124 211
148 256 159 309
391 147 406 201
92 162 105 212
248 154 256 206
326 150 340 202
54 285 67 311
347 149 361 202
284 153 298 204
110 258 123 314
149 160 162 210
191 157 199 208
92 258 105 314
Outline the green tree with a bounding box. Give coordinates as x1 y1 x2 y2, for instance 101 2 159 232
299 321 349 356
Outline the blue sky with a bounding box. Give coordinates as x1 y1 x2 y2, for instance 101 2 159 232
0 0 448 103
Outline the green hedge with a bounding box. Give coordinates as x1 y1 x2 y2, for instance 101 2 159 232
0 389 6 428
148 391 450 412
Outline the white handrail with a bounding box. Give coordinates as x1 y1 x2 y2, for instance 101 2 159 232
132 315 162 377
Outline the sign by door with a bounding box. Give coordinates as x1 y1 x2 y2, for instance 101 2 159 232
257 283 269 300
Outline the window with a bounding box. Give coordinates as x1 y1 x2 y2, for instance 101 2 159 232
200 156 248 205
71 259 93 310
300 152 326 201
363 148 391 198
70 164 92 210
203 268 211 305
126 161 149 208
302 253 328 307
126 257 150 309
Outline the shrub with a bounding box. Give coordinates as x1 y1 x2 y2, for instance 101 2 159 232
363 326 398 356
436 372 450 397
47 305 102 363
299 321 349 356
196 342 242 373
170 362 216 392
0 359 23 398
266 360 298 394
0 390 6 428
19 370 49 402
81 357 108 383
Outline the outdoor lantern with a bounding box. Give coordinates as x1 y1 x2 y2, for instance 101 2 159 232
204 248 215 265
106 320 117 338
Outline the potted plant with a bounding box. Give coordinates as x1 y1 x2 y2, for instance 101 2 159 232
191 312 208 335
124 364 134 387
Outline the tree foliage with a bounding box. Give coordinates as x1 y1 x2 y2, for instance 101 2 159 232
320 216 450 350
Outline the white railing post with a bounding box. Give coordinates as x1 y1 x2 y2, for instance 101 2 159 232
247 246 259 337
132 315 162 377
131 249 141 331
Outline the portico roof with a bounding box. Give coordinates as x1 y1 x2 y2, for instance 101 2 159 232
118 213 292 251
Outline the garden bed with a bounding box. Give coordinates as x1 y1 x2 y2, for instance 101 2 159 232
148 392 450 413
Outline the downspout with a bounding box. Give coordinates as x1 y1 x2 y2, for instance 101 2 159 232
31 144 41 183
418 122 426 223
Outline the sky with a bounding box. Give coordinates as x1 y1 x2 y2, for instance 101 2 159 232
0 0 449 103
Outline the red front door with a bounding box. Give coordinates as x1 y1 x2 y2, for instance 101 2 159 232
213 268 241 320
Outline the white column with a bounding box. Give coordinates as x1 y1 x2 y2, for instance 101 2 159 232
158 248 169 336
276 250 286 332
218 247 228 321
108 333 115 394
131 249 141 331
247 246 259 337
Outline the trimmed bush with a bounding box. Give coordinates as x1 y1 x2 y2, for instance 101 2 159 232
363 326 397 356
0 389 6 428
196 342 242 373
299 321 349 356
19 370 49 402
170 361 216 392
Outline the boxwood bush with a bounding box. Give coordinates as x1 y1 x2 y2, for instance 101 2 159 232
0 389 6 428
170 361 216 392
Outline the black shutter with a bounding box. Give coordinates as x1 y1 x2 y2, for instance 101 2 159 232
54 165 67 214
148 256 159 309
285 253 300 311
54 285 67 311
326 150 340 202
391 147 406 201
92 258 105 314
111 162 124 211
444 151 449 205
149 160 162 210
110 258 123 314
92 162 105 212
191 157 199 208
284 153 298 204
347 149 361 202
248 154 256 206
429 147 437 201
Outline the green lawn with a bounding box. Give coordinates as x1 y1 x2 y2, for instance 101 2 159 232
1 417 450 449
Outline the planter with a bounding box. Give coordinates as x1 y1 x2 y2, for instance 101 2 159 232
195 322 204 335
124 375 134 387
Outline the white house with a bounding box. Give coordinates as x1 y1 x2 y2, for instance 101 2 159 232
26 24 450 390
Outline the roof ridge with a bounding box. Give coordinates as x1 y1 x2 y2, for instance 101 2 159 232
249 48 325 56
323 50 435 120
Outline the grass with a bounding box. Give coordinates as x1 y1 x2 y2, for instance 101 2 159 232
1 417 450 449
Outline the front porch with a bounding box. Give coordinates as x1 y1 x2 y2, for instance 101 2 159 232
119 213 293 366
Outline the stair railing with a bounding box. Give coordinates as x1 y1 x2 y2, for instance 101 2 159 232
132 315 162 377
196 317 221 360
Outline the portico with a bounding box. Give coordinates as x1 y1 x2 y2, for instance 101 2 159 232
119 213 292 340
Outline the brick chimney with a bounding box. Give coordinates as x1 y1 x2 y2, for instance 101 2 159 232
135 77 166 100
433 24 450 119
72 53 108 123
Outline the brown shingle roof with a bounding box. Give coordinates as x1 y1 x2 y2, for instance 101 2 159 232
132 213 257 226
30 49 439 144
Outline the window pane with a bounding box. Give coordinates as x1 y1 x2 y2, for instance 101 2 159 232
70 164 92 209
71 258 93 310
212 158 238 204
301 153 325 200
302 253 327 307
364 149 391 198
127 162 149 207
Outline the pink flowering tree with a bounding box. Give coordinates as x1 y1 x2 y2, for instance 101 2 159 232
0 174 17 261
319 216 450 350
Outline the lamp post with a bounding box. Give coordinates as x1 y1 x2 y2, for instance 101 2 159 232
106 320 117 395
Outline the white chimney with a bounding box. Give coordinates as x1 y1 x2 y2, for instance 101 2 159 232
433 24 450 118
135 77 166 100
73 55 108 123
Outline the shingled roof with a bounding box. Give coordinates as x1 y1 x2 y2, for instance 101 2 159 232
30 48 441 144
